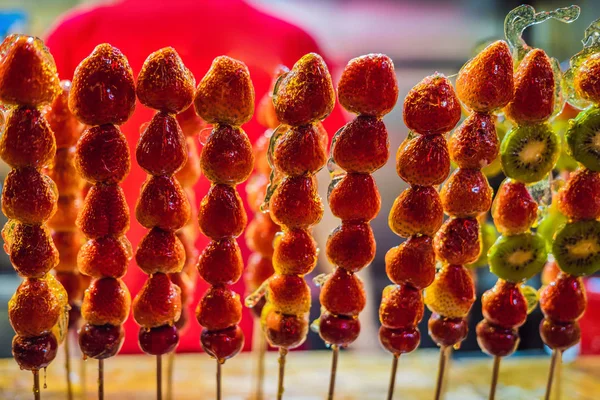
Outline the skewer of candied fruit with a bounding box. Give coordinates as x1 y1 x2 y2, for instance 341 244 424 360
315 54 397 400
0 34 66 399
132 47 195 399
246 53 334 400
193 55 255 399
45 80 85 400
69 43 137 398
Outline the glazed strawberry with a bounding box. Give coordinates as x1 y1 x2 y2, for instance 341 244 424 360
482 280 528 329
47 147 84 196
2 167 57 224
326 222 375 273
273 124 327 176
318 313 361 347
269 176 323 228
78 324 124 360
540 273 586 323
76 124 130 184
244 253 275 292
558 168 600 221
133 273 182 328
328 173 381 222
201 325 244 361
136 175 191 231
46 81 83 147
201 125 254 185
448 112 499 168
337 53 398 117
455 40 514 112
69 43 136 126
320 268 366 316
136 112 187 176
0 35 61 106
267 275 311 315
492 179 538 235
273 53 335 126
332 116 389 173
433 217 481 265
396 134 450 186
440 168 493 218
135 228 186 275
198 184 247 239
379 284 424 329
197 239 244 286
388 185 443 238
476 320 520 357
194 56 254 126
541 260 561 286
81 278 131 326
5 222 58 278
539 319 581 350
13 333 58 371
385 235 436 290
78 236 132 278
428 313 468 348
264 311 308 349
272 228 318 275
403 73 461 135
196 286 242 330
379 326 420 355
504 49 555 124
8 278 63 337
574 52 600 104
424 265 476 318
245 212 279 257
77 184 129 239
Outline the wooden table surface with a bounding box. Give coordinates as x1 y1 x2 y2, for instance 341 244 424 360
1 348 599 399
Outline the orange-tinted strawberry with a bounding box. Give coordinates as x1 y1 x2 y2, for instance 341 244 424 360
136 175 191 231
482 280 528 329
13 333 58 371
136 112 187 176
77 184 129 239
440 168 493 218
76 124 130 184
53 231 82 272
318 312 360 347
47 147 84 196
245 212 279 257
574 53 600 104
389 186 443 238
272 228 317 275
267 275 311 315
379 326 420 355
201 125 254 185
273 53 335 126
46 81 83 147
0 106 56 169
4 222 58 278
81 277 130 326
403 73 461 135
558 169 600 221
492 179 538 235
329 173 380 222
0 35 60 106
385 235 436 290
133 273 181 328
8 277 62 337
396 134 450 186
244 253 275 292
424 265 475 318
273 124 326 176
197 238 244 286
2 167 57 224
434 217 481 265
449 112 499 168
194 56 254 126
69 43 136 126
48 195 81 231
332 116 389 173
320 268 366 316
136 47 195 113
326 222 375 273
476 320 520 357
428 313 468 348
201 325 244 361
455 40 514 112
269 176 323 228
337 53 398 116
195 286 242 330
78 236 131 278
379 284 424 329
539 318 581 350
264 311 308 349
136 228 185 275
540 273 586 323
175 137 201 188
504 49 555 124
198 184 247 239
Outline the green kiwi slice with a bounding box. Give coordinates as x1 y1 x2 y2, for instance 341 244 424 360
553 220 600 277
488 233 548 282
566 106 600 171
500 123 559 183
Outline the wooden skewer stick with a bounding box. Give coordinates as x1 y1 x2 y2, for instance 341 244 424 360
81 356 87 398
544 349 562 400
157 355 162 400
386 354 400 400
65 333 73 400
33 370 41 400
98 359 104 400
489 356 501 400
216 360 222 400
277 347 288 400
434 346 450 400
166 351 175 400
327 345 339 400
252 320 266 400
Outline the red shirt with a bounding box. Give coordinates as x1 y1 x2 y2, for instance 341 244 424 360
45 0 345 353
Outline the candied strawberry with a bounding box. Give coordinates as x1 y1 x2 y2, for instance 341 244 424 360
272 228 317 275
201 125 254 185
267 275 311 315
2 167 57 224
5 222 58 278
197 238 243 286
318 312 360 347
540 273 586 323
194 56 254 126
78 323 124 360
0 35 60 106
133 273 181 328
198 184 247 239
385 235 436 290
48 195 81 231
175 137 201 188
476 320 520 357
320 268 366 316
504 49 555 124
244 253 275 292
77 184 129 239
428 313 468 348
332 116 389 173
47 147 84 196
136 228 185 275
337 53 398 117
389 186 443 238
81 277 130 326
0 106 55 169
326 222 375 273
53 231 83 272
46 81 83 148
329 173 380 222
136 175 191 231
78 236 132 278
176 104 206 137
69 43 136 126
482 280 528 329
379 284 424 329
273 124 326 176
379 326 420 355
195 286 242 331
264 311 308 349
201 325 244 361
403 73 461 135
455 40 514 112
574 52 600 104
449 112 499 168
396 134 450 186
424 265 475 318
13 333 58 371
8 278 62 337
440 169 493 218
137 47 195 113
541 260 561 286
273 53 335 126
76 124 130 184
245 212 279 257
434 217 481 265
136 112 187 176
558 169 600 221
539 319 581 350
492 179 538 235
269 176 323 229
139 324 180 356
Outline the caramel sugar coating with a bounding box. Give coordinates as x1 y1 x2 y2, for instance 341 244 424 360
78 236 132 278
0 106 56 169
194 56 254 126
245 212 279 257
575 53 600 104
388 185 443 238
332 116 389 174
3 221 58 278
273 124 327 177
8 277 62 337
46 81 83 147
136 175 191 231
244 253 275 292
379 284 424 329
449 112 499 169
273 53 335 126
482 280 528 329
69 43 136 126
326 222 375 273
198 184 247 239
201 125 254 185
272 228 318 275
48 195 81 231
558 169 600 221
196 286 242 331
81 277 131 326
137 47 195 113
267 274 311 315
53 231 83 272
136 227 186 275
47 147 85 196
133 273 181 328
338 53 398 117
320 268 366 316
385 235 436 290
329 173 381 222
396 134 450 186
2 167 57 224
0 35 60 106
137 112 187 176
77 184 130 239
424 264 475 318
456 40 514 112
440 168 493 218
269 176 323 229
197 238 244 286
434 217 481 265
76 124 130 184
175 137 201 188
492 179 538 235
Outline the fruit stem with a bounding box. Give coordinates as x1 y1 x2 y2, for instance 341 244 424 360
157 355 162 400
386 354 399 400
98 359 104 400
33 370 40 400
489 356 501 400
544 349 562 400
327 345 339 400
252 319 266 400
277 347 288 400
166 351 175 400
434 346 450 400
65 334 73 400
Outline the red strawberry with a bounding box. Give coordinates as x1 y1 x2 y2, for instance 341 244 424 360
396 134 450 186
558 168 600 221
492 179 538 235
136 112 187 176
448 112 499 168
482 280 528 328
540 273 586 323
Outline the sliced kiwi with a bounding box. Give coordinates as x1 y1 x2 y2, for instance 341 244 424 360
500 123 559 183
566 106 600 171
552 220 600 277
488 233 548 282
